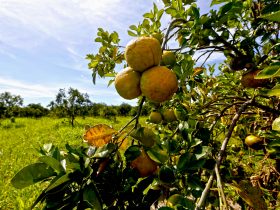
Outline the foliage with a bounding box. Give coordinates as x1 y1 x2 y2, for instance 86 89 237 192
20 103 49 118
48 88 92 127
12 0 280 209
0 117 146 209
0 92 23 118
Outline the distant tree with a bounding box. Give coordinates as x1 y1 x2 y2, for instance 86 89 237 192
21 103 49 118
0 92 23 118
118 103 132 116
88 103 107 116
48 88 92 127
100 106 118 121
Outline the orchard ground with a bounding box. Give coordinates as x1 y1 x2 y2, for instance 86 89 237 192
0 116 147 209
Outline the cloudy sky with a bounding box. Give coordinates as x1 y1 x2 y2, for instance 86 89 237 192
0 0 220 107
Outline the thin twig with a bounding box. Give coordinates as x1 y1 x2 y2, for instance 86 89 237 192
215 165 229 210
134 96 146 128
200 50 215 67
162 18 187 50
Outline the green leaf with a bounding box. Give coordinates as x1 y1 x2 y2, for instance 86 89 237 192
143 12 154 19
194 146 212 160
177 153 192 172
11 163 56 189
125 145 141 162
220 2 233 16
95 37 103 43
264 84 280 97
45 173 71 192
93 143 117 158
147 145 169 164
266 139 280 158
107 79 115 87
211 0 228 6
83 183 102 209
159 166 175 184
165 8 177 16
255 65 280 79
261 10 280 22
191 6 200 20
127 30 137 37
272 117 280 132
38 156 65 173
187 174 203 190
188 158 206 170
129 25 138 31
167 194 195 208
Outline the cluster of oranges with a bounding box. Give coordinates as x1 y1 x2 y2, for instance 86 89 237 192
114 36 178 103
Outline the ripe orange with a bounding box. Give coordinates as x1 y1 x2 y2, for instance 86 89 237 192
149 111 162 124
140 66 178 102
130 149 158 177
114 67 141 100
245 135 263 150
162 109 177 122
162 50 176 67
241 70 268 88
124 37 162 72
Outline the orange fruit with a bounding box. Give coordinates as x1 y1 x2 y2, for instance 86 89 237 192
162 109 177 122
245 135 263 150
241 70 268 88
162 50 176 67
140 66 178 102
149 111 162 124
124 37 162 72
130 149 158 177
114 67 141 100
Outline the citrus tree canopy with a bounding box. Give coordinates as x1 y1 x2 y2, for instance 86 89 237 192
12 0 280 209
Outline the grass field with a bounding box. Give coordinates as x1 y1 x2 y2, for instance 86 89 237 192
0 116 146 209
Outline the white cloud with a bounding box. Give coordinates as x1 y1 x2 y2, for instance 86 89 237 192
0 75 135 106
0 76 58 98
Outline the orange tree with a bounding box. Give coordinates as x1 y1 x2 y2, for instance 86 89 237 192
12 0 280 209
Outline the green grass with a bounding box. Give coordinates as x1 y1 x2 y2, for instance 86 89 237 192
0 116 146 209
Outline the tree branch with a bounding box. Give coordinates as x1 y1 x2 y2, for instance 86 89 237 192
251 101 280 115
162 18 187 50
195 99 253 209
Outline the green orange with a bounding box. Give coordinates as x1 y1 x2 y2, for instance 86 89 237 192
162 50 176 67
114 67 141 100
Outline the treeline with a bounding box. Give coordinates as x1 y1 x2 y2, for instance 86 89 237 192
0 89 150 120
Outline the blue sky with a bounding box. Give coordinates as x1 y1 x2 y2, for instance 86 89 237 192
0 0 220 107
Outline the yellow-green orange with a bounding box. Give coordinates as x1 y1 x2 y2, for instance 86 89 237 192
149 111 162 124
245 135 263 150
124 37 162 72
114 67 141 100
162 50 176 67
162 109 177 122
140 66 178 102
